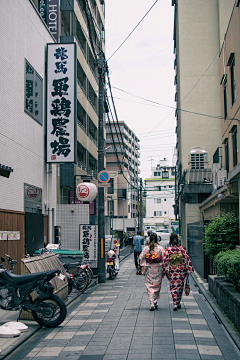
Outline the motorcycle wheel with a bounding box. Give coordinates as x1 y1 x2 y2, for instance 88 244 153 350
109 267 113 279
32 294 67 328
74 268 88 291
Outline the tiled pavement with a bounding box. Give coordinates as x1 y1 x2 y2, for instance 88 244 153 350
5 255 240 360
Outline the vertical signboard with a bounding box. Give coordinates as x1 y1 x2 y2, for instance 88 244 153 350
79 225 98 268
47 43 76 163
39 0 59 42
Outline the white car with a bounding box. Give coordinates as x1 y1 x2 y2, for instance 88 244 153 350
155 229 171 242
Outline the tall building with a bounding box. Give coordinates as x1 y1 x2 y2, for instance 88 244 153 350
0 0 105 265
105 121 140 221
144 159 175 229
172 0 235 247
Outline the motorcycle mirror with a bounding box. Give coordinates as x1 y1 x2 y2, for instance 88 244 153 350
1 257 5 262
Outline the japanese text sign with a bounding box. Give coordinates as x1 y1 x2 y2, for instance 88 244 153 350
47 43 76 163
79 225 98 267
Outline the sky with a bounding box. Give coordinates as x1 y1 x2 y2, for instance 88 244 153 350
105 0 176 180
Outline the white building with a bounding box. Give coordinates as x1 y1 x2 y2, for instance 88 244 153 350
144 159 175 229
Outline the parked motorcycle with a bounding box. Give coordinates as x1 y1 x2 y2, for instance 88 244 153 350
106 244 120 280
0 260 67 328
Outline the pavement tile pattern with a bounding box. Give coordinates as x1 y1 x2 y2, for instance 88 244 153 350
4 256 240 360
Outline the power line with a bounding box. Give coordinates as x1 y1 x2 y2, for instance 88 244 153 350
107 0 159 61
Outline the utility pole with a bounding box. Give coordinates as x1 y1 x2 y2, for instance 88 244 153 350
97 48 106 283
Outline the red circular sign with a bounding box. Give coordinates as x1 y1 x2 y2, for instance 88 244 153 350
27 187 40 199
77 184 90 199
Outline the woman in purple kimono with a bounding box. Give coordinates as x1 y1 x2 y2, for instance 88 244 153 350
139 233 165 311
162 233 194 311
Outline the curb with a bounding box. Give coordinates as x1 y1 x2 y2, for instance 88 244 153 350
191 272 240 352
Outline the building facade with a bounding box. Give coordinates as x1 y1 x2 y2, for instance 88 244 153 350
144 159 175 229
199 1 240 222
0 0 105 265
172 0 235 247
105 121 140 221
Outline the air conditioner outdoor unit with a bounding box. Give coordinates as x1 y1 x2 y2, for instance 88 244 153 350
216 169 227 187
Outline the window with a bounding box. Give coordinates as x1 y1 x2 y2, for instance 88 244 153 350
162 171 169 178
164 211 167 214
154 186 161 191
232 129 238 167
223 81 228 119
25 60 43 125
154 199 161 204
154 172 158 176
107 178 114 194
228 53 236 105
231 59 236 105
225 141 229 173
154 211 162 216
164 199 166 201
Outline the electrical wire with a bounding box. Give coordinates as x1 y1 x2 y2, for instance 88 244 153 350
107 0 159 61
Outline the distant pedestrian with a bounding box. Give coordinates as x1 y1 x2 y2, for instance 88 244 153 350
162 233 194 311
133 230 144 274
144 230 152 246
139 232 165 311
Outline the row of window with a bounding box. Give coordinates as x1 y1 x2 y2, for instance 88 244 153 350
153 170 175 178
154 211 167 216
154 199 167 203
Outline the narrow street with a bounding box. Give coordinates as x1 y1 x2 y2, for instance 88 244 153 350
5 255 240 360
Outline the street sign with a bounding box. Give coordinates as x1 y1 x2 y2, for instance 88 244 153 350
98 170 110 183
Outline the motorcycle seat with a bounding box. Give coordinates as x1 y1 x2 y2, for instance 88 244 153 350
5 268 60 285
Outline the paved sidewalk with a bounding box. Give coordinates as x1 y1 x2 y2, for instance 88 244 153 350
5 255 240 360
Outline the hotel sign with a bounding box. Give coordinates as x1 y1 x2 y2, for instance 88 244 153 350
47 43 77 163
39 0 59 42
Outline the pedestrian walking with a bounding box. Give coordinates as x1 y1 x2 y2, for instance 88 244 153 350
133 230 144 274
139 232 165 311
162 233 194 311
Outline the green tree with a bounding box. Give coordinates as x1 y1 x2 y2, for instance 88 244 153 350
204 211 239 259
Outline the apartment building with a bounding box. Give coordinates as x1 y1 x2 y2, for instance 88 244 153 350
144 159 175 229
0 0 105 262
172 0 235 247
105 121 140 221
199 1 240 220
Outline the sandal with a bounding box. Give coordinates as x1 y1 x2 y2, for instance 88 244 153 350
154 302 158 308
173 305 178 311
150 303 155 311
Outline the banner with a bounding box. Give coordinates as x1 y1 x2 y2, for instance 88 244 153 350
47 43 76 163
79 225 98 268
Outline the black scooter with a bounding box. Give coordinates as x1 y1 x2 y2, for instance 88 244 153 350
0 258 67 328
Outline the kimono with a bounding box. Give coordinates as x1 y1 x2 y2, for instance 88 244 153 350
139 244 165 305
162 245 194 306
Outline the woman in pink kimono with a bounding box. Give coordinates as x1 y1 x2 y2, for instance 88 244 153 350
139 233 165 311
162 233 194 311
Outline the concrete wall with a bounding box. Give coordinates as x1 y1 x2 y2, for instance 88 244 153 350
209 275 240 333
56 204 89 250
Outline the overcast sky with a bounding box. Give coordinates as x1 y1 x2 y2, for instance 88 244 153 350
105 0 175 180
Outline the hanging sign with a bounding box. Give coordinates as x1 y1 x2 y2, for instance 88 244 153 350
76 183 97 202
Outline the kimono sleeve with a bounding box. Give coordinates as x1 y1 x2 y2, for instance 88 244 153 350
181 247 194 274
162 247 170 276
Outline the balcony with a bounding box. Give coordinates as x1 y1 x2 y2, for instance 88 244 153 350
184 169 212 185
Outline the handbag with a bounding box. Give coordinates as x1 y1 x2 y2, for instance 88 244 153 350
185 277 190 296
